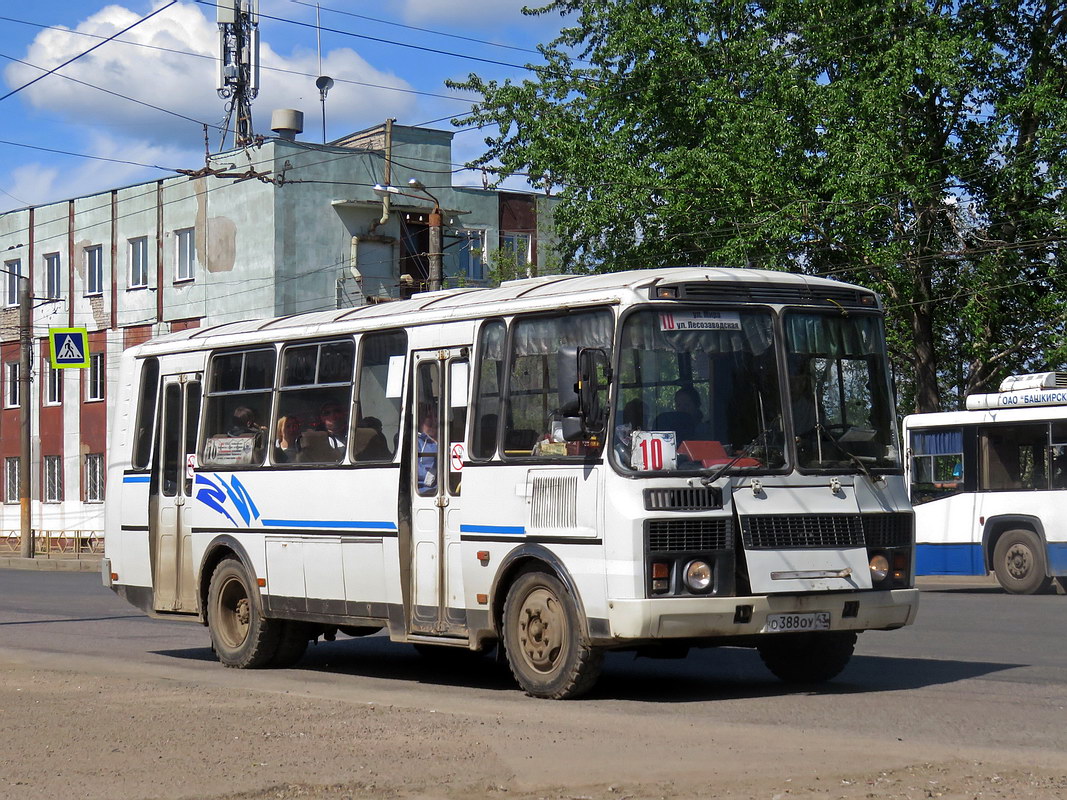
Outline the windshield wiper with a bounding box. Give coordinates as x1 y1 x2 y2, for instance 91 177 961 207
814 423 879 484
700 419 780 486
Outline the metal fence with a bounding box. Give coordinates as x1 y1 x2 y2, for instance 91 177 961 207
0 531 104 557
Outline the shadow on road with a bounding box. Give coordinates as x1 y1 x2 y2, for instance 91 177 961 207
152 633 1023 703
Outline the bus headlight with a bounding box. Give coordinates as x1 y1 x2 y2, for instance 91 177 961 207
869 554 890 583
684 560 713 592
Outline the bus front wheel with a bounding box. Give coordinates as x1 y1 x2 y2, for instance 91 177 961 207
758 631 856 684
502 570 603 699
207 558 281 668
993 530 1052 595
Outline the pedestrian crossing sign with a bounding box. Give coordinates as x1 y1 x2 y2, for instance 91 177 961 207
49 328 90 368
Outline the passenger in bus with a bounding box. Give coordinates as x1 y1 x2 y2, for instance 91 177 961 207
655 386 707 444
417 403 438 493
273 415 303 463
352 415 391 461
317 402 349 450
228 406 263 437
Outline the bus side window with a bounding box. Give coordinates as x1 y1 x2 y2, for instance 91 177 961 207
909 428 964 504
200 348 276 468
471 319 505 460
132 357 159 470
353 330 406 463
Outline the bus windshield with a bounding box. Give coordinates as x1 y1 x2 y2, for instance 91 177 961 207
613 308 785 473
784 311 899 471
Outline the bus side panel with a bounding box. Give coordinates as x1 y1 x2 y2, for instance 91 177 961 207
913 494 982 575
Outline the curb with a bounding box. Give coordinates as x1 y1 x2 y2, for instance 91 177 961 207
0 556 102 572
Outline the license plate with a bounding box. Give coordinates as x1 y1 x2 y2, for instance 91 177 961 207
762 611 831 633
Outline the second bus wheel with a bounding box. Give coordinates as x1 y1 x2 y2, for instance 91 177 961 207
207 558 282 668
993 529 1052 595
502 570 603 699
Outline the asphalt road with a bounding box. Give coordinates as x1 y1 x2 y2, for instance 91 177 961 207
1 570 1065 800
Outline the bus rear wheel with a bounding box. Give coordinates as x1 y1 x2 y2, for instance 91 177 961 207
207 558 281 668
758 631 856 684
502 570 602 699
993 530 1052 595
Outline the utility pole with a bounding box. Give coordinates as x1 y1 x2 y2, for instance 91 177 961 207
428 206 442 293
18 276 32 558
217 0 260 148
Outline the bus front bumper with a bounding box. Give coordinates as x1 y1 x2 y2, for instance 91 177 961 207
600 588 919 643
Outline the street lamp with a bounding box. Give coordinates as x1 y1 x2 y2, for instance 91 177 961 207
372 180 443 292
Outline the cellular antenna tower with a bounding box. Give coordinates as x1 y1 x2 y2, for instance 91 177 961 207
217 0 260 149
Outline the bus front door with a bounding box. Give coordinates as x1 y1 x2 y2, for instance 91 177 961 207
409 350 469 637
150 374 202 613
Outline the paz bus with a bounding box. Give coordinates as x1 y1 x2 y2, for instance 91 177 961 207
904 372 1067 594
103 267 918 699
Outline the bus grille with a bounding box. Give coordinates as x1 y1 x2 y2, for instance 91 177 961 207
529 475 579 529
644 486 723 511
647 519 731 552
740 514 911 549
674 283 872 307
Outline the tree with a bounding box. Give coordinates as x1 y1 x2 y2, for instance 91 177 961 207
450 0 1067 412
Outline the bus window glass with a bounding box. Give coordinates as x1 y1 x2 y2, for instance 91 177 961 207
471 320 504 460
448 359 468 494
132 356 159 470
1051 422 1067 489
274 339 354 465
784 312 899 471
980 424 1048 491
353 331 406 463
614 309 783 473
909 428 963 504
201 348 276 468
505 310 613 459
415 361 440 496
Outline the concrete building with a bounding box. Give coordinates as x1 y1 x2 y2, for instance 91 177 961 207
0 121 558 548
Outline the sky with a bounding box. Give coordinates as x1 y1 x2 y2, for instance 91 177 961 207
0 0 564 213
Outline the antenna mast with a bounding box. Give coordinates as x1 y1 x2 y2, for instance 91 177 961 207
217 0 260 149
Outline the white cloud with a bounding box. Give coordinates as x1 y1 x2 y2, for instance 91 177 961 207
3 1 416 148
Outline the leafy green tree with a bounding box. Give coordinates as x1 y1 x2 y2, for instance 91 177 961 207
451 0 1067 412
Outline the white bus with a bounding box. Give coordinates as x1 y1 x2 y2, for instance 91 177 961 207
904 372 1067 595
104 267 918 699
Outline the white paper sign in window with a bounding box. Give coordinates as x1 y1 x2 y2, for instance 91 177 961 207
631 431 677 471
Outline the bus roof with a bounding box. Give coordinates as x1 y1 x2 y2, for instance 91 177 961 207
134 266 877 355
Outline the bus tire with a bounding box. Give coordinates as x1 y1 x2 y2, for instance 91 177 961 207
993 529 1052 595
757 631 856 684
502 570 603 699
268 621 311 668
207 558 281 668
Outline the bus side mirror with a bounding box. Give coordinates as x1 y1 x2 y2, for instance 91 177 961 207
557 346 610 438
578 347 610 435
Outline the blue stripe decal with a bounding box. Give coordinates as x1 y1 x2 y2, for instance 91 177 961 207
1047 542 1067 574
915 543 983 576
261 519 396 530
460 524 526 536
122 476 151 484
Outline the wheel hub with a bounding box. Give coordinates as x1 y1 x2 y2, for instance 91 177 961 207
1006 544 1032 580
518 588 564 673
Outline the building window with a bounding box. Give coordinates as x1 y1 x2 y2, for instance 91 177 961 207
44 253 62 299
5 259 21 307
129 237 149 288
46 362 63 405
500 232 532 273
86 246 104 296
456 230 485 280
85 454 105 502
4 457 20 504
45 456 63 503
5 362 18 408
87 353 105 401
175 228 196 282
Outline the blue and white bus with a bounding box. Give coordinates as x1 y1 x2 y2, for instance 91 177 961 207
104 267 918 698
904 372 1067 594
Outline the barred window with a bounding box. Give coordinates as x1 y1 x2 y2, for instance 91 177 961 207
85 454 105 502
45 456 63 503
